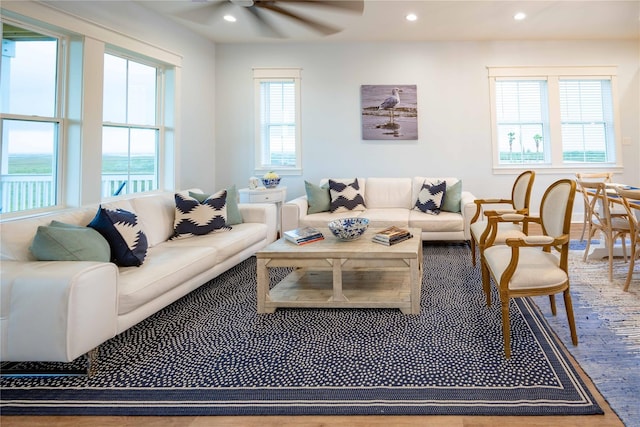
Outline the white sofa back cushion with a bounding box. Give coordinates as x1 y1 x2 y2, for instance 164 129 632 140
131 193 176 247
365 178 413 209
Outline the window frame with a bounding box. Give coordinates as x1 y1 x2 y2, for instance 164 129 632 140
253 67 302 176
101 50 164 198
0 19 66 215
488 66 622 174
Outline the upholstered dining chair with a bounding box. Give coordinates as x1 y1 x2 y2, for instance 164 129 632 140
469 170 535 266
577 180 630 282
575 172 613 241
615 187 640 291
480 179 577 358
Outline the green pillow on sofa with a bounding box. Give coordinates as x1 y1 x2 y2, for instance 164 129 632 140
304 181 331 214
441 180 462 213
30 220 111 262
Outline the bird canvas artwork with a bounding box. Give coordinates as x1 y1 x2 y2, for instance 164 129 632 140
361 84 418 140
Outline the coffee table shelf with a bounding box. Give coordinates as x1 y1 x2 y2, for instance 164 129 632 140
256 228 422 314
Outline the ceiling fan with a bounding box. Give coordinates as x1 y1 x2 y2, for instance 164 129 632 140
176 0 365 38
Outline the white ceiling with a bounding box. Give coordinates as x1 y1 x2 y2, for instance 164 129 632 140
136 0 640 44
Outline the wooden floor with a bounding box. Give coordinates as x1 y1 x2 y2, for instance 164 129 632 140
2 223 625 427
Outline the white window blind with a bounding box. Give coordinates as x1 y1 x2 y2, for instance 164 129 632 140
253 68 301 174
495 80 547 164
259 80 296 167
560 80 614 163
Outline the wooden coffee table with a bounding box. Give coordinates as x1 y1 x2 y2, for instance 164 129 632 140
256 227 422 314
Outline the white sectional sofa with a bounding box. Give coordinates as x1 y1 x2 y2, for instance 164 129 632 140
0 189 277 370
282 177 476 241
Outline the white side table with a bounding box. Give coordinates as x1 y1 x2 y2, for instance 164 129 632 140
238 186 287 237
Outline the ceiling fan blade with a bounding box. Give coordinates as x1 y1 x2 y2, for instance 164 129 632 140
255 2 342 35
244 6 285 38
175 1 229 26
274 0 364 14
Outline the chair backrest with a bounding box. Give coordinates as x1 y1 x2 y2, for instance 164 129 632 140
575 172 613 183
615 187 640 237
577 180 612 228
511 170 535 211
540 179 576 239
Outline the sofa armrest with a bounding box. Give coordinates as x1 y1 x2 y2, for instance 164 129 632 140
1 261 118 362
282 196 309 232
460 191 477 241
238 203 278 243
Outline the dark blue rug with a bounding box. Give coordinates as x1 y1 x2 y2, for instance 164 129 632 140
0 243 603 416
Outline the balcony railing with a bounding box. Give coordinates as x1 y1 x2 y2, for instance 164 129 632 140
1 174 156 214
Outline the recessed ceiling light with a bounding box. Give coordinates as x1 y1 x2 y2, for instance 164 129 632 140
406 13 417 22
223 14 237 23
513 12 526 21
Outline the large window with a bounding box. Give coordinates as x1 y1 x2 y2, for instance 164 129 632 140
489 66 620 170
0 23 61 213
253 68 301 174
102 53 160 197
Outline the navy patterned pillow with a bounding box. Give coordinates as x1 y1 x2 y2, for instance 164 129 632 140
88 206 148 266
329 178 366 213
414 180 447 215
173 190 230 239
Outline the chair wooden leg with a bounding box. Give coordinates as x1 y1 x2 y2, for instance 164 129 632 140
502 299 511 358
563 291 578 346
607 234 614 282
583 227 596 262
624 251 637 292
471 237 477 266
481 260 491 307
548 294 557 316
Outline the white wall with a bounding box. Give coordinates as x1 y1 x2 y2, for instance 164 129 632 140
215 40 639 219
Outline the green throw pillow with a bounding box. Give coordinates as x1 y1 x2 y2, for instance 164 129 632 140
189 185 243 225
441 180 462 213
305 181 331 214
30 220 111 262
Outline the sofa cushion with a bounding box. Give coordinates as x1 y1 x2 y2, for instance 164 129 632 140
117 245 217 315
173 191 230 239
441 180 462 213
409 210 464 232
361 208 410 228
364 177 412 209
329 178 366 213
414 180 447 215
164 222 268 264
29 221 111 262
305 181 331 214
190 185 243 226
88 206 148 267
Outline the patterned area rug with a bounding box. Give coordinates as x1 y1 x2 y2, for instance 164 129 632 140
0 243 603 416
534 248 640 427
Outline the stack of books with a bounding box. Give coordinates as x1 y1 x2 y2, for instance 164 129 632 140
284 226 324 245
372 226 412 246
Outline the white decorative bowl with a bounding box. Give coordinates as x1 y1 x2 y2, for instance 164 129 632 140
261 177 281 188
328 217 369 241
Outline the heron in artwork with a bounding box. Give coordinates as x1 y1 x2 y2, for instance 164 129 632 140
378 87 402 124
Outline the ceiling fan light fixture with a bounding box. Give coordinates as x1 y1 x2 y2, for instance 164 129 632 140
223 14 237 22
